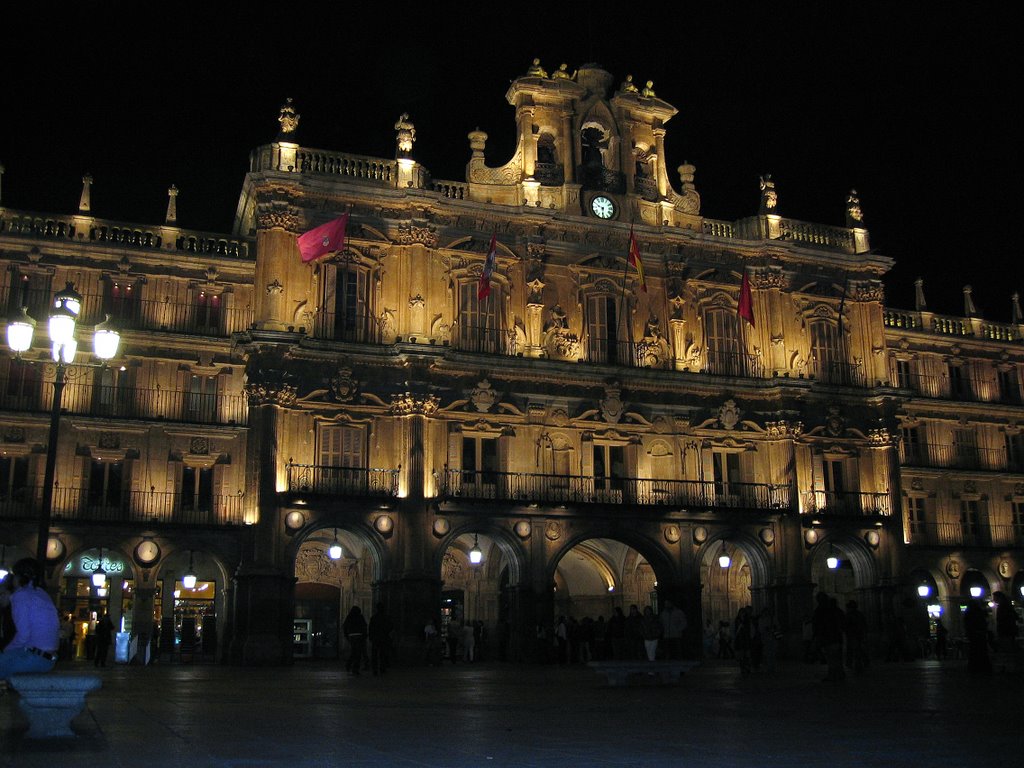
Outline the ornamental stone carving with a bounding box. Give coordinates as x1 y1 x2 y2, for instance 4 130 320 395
244 380 298 407
867 428 892 445
765 420 803 438
2 427 25 443
718 400 741 430
759 174 778 213
390 393 440 415
826 406 845 437
330 368 358 403
396 222 438 247
751 267 786 290
600 386 625 424
256 206 302 233
98 432 121 450
845 189 864 227
277 98 300 136
545 521 561 541
266 279 284 296
470 379 498 413
853 280 885 304
189 437 210 455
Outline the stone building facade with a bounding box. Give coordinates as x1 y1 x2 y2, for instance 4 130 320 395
0 61 1020 663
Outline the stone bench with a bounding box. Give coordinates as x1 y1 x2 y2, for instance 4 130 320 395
588 660 700 686
9 672 102 738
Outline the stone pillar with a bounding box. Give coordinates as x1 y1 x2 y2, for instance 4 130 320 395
559 111 575 183
165 185 178 224
669 316 687 370
230 378 297 665
653 127 669 198
78 174 93 213
253 204 304 331
525 302 544 357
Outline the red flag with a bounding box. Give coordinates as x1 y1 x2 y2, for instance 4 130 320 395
297 213 349 264
478 232 498 300
628 225 647 293
738 269 755 327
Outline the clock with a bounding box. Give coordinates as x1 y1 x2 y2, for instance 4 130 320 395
134 539 161 566
590 195 616 219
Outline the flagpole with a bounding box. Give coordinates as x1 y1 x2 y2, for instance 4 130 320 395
617 223 633 365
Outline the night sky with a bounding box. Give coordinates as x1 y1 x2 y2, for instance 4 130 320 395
2 5 1019 317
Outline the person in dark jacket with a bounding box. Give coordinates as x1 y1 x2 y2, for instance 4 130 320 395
813 592 846 682
342 606 367 676
368 603 393 676
94 612 114 667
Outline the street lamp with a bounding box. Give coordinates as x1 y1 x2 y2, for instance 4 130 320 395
468 534 483 565
182 550 197 590
328 529 343 560
717 541 731 568
826 545 841 570
5 282 121 569
91 547 107 587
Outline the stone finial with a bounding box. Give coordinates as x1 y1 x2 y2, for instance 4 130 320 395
468 128 488 157
165 184 178 224
1012 292 1022 325
620 74 639 94
395 113 416 158
758 174 778 215
79 174 93 213
678 162 696 190
641 80 657 98
914 278 927 311
526 58 548 78
553 63 573 80
963 285 978 317
845 189 865 228
277 98 300 139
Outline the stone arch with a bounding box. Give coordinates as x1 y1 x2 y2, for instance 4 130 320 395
433 521 526 587
808 534 878 591
284 519 388 583
694 530 773 588
546 526 680 590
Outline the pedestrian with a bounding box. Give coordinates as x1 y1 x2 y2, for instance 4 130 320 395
659 599 687 659
342 605 367 676
717 621 734 659
625 605 644 660
734 607 753 675
934 618 948 660
448 621 461 663
368 603 393 675
0 558 60 681
59 613 74 660
95 612 114 667
424 618 441 666
554 616 568 664
813 593 845 682
844 600 868 673
0 575 15 652
703 618 718 658
641 606 662 661
462 619 476 662
964 599 992 675
993 591 1018 655
608 607 626 660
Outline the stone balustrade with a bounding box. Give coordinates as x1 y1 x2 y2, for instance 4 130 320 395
0 209 251 259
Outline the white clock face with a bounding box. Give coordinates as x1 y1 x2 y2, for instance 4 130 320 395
591 196 615 219
135 540 161 565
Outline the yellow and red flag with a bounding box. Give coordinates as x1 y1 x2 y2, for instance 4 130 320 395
628 225 646 293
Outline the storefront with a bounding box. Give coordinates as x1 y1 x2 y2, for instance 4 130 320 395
59 548 132 660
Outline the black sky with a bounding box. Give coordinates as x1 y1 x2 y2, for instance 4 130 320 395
1 4 1019 317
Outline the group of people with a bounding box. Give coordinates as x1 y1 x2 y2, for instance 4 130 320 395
0 558 60 682
341 603 394 676
705 605 782 675
540 599 689 664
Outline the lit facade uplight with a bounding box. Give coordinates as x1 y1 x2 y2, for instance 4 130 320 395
328 528 343 560
969 586 983 598
917 584 931 598
469 534 483 565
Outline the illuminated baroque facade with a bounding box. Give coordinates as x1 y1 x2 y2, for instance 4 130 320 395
1 62 1020 663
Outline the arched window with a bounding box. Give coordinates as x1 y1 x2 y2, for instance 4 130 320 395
704 308 742 376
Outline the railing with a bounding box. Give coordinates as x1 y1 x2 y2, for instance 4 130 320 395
883 310 922 331
577 166 625 194
312 310 384 344
0 210 251 259
297 149 396 183
890 372 984 402
803 490 892 516
0 378 248 426
430 180 468 200
454 327 518 356
443 470 792 510
286 465 400 498
533 162 564 186
777 219 855 252
0 487 245 525
0 288 254 338
586 337 643 367
904 521 1002 548
701 219 735 239
704 350 764 378
982 321 1018 342
634 176 659 201
811 360 867 387
899 442 1007 471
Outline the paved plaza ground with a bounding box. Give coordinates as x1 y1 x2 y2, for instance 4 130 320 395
0 656 1019 767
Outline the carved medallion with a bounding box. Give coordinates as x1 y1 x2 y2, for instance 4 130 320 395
718 400 741 430
600 386 624 424
470 379 498 413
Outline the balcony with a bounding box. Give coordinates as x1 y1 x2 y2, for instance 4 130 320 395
899 442 1009 472
0 487 245 526
0 378 248 426
443 470 792 511
0 287 253 339
454 327 518 356
802 490 892 517
904 521 1018 547
312 310 384 344
704 350 764 378
286 464 400 498
811 360 867 387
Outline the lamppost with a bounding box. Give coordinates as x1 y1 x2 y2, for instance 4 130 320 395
5 282 120 570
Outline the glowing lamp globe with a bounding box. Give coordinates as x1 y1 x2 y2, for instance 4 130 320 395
969 586 983 598
826 554 840 570
917 585 931 598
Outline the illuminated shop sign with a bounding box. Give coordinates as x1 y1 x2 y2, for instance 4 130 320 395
63 555 126 577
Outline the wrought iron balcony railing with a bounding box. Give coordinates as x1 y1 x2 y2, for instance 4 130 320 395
0 378 247 426
899 442 1008 472
286 464 400 498
443 469 792 511
903 520 1017 547
311 310 384 344
0 487 245 526
454 326 518 356
812 360 867 387
802 490 893 516
704 350 765 378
